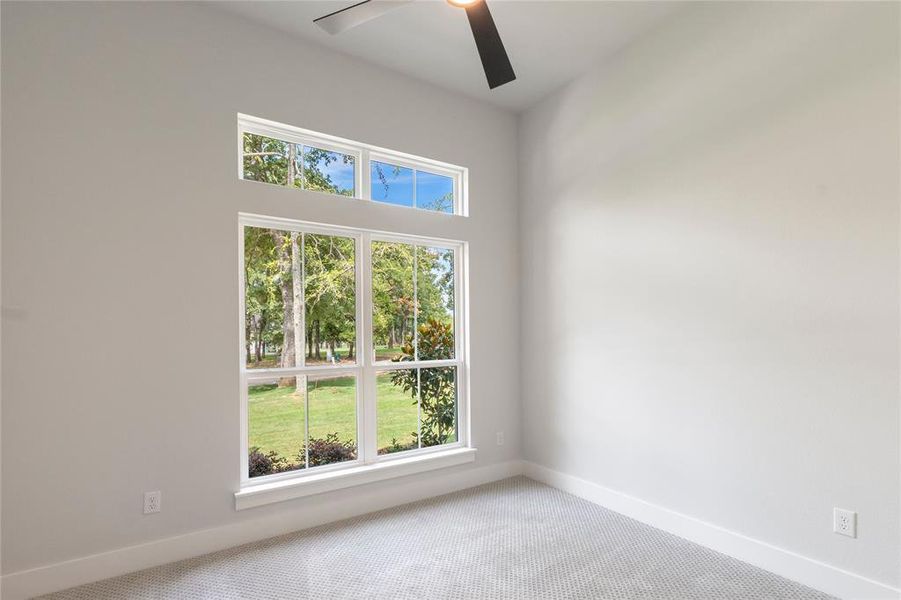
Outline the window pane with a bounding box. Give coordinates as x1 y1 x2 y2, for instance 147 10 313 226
371 161 413 208
303 146 355 197
416 247 455 360
371 241 415 362
307 375 358 467
416 171 454 213
419 367 457 448
304 233 356 366
247 376 306 478
377 370 418 455
242 133 300 188
244 227 301 369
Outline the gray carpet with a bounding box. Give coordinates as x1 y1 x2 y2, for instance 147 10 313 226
41 477 834 600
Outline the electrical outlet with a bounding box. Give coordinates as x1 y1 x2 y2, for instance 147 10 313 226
496 431 504 446
833 508 856 538
144 491 161 515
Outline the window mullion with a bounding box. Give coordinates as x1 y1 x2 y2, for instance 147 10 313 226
298 233 306 367
413 246 419 362
304 375 310 469
300 233 309 468
361 149 371 201
416 368 422 450
360 232 377 464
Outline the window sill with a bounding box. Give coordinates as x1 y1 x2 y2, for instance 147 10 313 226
234 447 477 510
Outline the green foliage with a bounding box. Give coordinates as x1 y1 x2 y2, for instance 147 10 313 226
371 242 415 353
383 437 418 454
303 433 357 467
248 446 293 478
391 319 456 447
242 134 353 196
304 233 356 360
242 133 298 188
304 147 354 196
418 191 454 213
244 230 357 367
371 244 454 358
243 228 284 364
248 433 357 478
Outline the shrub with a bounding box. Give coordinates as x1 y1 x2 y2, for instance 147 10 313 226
305 433 357 467
249 434 357 478
248 446 297 478
381 437 418 455
391 319 456 447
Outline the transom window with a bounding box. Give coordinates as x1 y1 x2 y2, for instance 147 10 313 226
239 214 467 485
238 114 467 216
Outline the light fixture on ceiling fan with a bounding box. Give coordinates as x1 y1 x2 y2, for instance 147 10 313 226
313 0 516 89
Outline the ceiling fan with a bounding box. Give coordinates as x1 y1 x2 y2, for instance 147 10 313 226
313 0 516 89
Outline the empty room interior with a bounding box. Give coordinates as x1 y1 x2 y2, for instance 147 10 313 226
1 1 900 598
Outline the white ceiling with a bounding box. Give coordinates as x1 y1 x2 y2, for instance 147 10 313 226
213 1 684 112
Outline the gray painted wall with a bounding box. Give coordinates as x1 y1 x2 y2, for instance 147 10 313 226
518 2 900 587
1 1 520 575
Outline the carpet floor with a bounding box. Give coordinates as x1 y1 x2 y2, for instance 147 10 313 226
40 477 834 599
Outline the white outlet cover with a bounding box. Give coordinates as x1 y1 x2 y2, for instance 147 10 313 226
496 431 504 445
144 491 161 515
833 507 856 538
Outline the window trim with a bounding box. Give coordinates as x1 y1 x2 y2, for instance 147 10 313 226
234 447 477 510
238 114 469 216
238 213 470 503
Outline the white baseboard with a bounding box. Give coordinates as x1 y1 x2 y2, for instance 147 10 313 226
5 460 897 600
523 461 900 600
1 459 524 600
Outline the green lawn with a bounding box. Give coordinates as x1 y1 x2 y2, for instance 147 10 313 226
248 372 420 459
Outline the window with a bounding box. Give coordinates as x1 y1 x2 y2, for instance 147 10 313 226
370 160 455 213
240 214 468 490
239 114 467 215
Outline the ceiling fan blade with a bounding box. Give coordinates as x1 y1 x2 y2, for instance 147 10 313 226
463 0 515 89
314 0 413 35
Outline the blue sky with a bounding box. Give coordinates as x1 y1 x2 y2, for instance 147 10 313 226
298 146 453 212
371 161 453 213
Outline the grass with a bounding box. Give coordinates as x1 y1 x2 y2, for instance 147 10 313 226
248 372 420 459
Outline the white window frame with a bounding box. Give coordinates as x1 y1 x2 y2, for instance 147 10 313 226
238 114 469 217
237 213 471 509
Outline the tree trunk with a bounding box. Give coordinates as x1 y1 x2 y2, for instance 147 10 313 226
287 144 297 187
271 229 295 386
254 316 266 363
347 340 355 361
291 232 304 366
314 320 321 359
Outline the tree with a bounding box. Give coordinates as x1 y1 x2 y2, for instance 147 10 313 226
303 233 355 362
371 242 415 352
243 134 358 371
242 133 300 188
244 228 283 366
304 147 354 196
391 319 456 447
